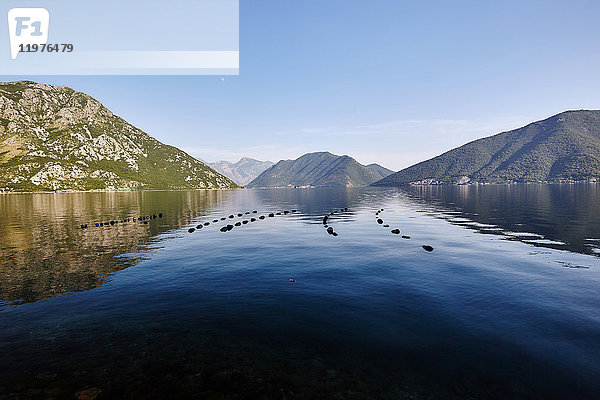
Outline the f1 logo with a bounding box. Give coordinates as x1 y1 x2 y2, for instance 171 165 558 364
7 8 49 59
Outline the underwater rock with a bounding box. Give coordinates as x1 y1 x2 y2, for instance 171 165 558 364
188 228 195 233
391 229 400 234
422 245 434 252
402 235 411 239
377 219 383 224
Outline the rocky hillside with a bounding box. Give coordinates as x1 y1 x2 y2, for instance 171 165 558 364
0 81 238 192
373 110 600 186
209 157 274 186
247 152 393 188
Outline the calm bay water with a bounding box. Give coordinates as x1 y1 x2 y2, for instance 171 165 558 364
1 186 599 399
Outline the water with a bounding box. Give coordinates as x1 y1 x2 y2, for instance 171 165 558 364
0 186 599 399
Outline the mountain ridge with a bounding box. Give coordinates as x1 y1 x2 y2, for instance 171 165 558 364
373 110 600 186
209 157 274 186
247 151 393 188
0 81 238 192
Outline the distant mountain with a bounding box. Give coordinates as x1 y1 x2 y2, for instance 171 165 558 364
373 110 600 186
247 151 394 188
209 157 274 186
0 81 238 192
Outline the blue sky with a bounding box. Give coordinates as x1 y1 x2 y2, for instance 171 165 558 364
3 0 600 170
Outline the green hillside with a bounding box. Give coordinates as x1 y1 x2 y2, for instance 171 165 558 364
0 81 238 192
373 110 600 186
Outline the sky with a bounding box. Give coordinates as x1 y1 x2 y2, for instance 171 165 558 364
2 0 600 171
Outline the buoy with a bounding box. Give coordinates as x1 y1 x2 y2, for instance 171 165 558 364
133 218 136 222
332 232 338 237
289 279 296 283
268 213 274 217
327 227 334 235
213 219 218 223
152 214 157 219
196 225 202 229
242 220 248 224
204 222 210 226
259 216 265 220
158 213 163 218
220 226 228 232
377 219 383 224
252 210 257 213
229 215 234 219
422 245 434 252
383 224 389 227
251 218 256 222
380 209 384 211
283 211 289 214
245 212 250 215
402 235 411 239
276 212 281 215
221 217 226 220
292 209 297 212
188 228 195 233
344 208 348 211
143 221 148 224
110 221 115 226
235 222 241 226
95 223 100 227
391 229 400 234
81 224 85 229
237 213 243 217
227 224 233 231
323 216 328 224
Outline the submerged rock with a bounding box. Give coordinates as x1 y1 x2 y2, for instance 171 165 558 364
391 229 400 234
422 245 434 252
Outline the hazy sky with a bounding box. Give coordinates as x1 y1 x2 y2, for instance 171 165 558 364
3 0 600 171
